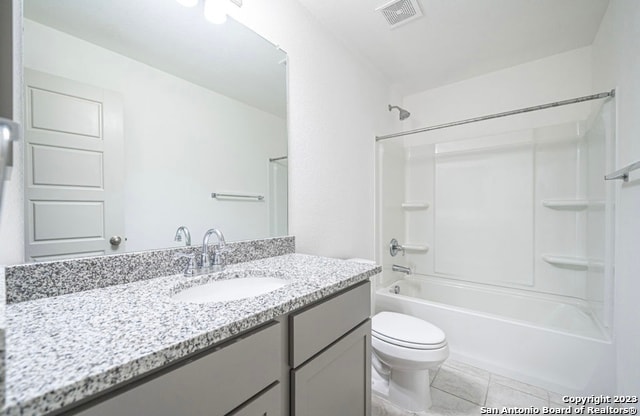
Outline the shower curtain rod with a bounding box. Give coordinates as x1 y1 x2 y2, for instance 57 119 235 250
375 90 615 142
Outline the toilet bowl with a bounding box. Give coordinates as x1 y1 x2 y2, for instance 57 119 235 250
371 311 449 412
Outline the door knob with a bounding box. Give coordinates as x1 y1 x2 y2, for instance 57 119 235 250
109 235 123 246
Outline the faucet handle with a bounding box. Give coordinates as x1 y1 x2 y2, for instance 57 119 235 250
389 238 405 257
211 245 230 267
174 253 197 276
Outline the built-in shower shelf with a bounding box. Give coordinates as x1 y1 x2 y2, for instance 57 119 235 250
401 202 430 210
542 255 603 270
542 200 605 210
402 244 429 252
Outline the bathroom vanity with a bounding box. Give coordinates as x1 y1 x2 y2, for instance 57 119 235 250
73 281 370 416
3 239 379 416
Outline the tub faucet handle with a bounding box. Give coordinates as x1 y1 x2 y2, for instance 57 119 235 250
389 238 405 257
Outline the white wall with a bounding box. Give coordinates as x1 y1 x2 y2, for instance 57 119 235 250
229 0 393 259
23 19 287 251
403 47 593 133
591 0 640 399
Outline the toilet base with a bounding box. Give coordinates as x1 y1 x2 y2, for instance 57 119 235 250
372 365 433 412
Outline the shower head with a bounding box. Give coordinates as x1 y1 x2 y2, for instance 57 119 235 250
388 104 410 120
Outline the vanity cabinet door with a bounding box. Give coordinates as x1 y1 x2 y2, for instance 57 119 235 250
74 322 281 416
291 320 371 416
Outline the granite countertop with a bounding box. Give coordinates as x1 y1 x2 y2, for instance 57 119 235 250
4 253 381 416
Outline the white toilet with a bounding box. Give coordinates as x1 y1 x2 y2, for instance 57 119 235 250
371 311 449 412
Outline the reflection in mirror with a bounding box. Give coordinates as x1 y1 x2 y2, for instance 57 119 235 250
20 0 288 263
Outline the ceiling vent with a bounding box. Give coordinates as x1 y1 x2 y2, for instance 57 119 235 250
376 0 423 29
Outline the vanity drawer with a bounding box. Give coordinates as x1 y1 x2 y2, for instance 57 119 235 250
75 321 282 416
289 281 370 367
228 382 281 416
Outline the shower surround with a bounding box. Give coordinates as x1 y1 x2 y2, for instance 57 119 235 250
376 98 616 394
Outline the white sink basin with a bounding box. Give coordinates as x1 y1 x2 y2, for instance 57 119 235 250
172 274 289 304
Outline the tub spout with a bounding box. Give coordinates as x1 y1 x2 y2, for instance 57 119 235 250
392 264 411 275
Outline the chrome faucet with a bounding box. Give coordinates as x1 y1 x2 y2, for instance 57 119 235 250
201 228 227 272
174 226 191 246
392 264 411 275
173 228 227 277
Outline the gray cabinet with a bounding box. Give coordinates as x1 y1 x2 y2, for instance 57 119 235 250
289 281 371 367
291 321 371 416
228 383 281 416
75 321 282 416
69 281 371 416
289 281 371 416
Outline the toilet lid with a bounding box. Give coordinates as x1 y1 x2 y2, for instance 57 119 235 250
372 311 446 350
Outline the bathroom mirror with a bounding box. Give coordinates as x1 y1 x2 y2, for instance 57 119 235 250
18 0 288 262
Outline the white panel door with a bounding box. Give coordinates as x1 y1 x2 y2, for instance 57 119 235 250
24 69 125 261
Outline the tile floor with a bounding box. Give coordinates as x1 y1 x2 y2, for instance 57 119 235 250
372 360 602 416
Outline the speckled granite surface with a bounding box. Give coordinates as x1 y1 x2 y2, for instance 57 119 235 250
4 254 381 416
5 236 295 304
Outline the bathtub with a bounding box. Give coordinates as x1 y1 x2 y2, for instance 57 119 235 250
375 275 615 395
